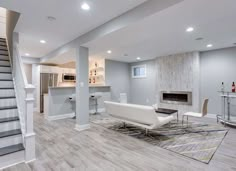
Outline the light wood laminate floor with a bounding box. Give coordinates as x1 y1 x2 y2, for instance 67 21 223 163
3 113 236 171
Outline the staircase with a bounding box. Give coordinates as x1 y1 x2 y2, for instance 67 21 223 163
0 38 25 169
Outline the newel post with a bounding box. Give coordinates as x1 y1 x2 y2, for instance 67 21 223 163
24 85 36 162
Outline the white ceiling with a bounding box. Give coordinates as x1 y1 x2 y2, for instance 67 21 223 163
84 0 236 62
0 7 6 38
0 0 146 57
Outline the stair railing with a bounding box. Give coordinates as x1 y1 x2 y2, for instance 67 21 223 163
11 33 36 162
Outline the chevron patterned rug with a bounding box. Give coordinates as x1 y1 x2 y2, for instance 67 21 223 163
92 118 228 164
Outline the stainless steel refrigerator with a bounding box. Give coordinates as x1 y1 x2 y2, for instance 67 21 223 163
40 73 58 113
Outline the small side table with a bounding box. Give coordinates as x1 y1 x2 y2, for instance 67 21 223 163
155 108 179 122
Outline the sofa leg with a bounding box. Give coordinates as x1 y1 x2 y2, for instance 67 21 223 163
123 122 126 128
145 129 148 135
182 115 184 125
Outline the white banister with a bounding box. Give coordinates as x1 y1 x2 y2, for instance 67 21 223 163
11 32 36 162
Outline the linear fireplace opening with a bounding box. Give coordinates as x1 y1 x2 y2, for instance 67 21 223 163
161 91 192 105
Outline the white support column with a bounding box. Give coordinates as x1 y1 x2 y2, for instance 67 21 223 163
24 85 36 162
75 46 90 131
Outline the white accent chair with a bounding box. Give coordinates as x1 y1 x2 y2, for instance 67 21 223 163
182 99 209 125
104 101 174 134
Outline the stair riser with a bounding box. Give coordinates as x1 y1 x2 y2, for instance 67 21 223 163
0 89 15 98
0 67 11 73
0 150 24 170
0 51 8 55
0 81 13 88
0 43 6 47
0 61 10 66
0 98 16 108
0 109 18 119
0 47 7 51
0 135 22 149
0 121 20 132
0 56 9 61
0 73 12 80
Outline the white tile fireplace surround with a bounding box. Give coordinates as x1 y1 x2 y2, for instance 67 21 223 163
156 52 200 114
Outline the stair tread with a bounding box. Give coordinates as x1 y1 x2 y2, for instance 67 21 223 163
0 117 19 123
0 59 9 61
0 129 21 139
0 143 24 156
0 72 11 74
0 106 17 110
0 79 12 81
0 88 14 90
0 65 10 67
0 96 15 99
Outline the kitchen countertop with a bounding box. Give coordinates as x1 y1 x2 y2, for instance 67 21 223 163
49 85 111 89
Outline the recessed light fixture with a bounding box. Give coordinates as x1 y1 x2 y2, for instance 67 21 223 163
207 44 213 48
186 27 194 32
195 37 204 41
25 53 30 56
136 57 141 60
40 40 46 44
81 3 90 10
107 50 112 54
47 16 56 21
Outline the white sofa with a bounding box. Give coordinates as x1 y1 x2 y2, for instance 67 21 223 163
104 101 174 131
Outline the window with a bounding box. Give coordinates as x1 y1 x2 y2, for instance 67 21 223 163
132 65 146 78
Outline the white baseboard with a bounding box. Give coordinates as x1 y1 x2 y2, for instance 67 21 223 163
89 108 105 114
46 113 75 121
75 124 90 132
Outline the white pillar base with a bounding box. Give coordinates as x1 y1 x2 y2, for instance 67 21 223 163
75 124 90 132
24 133 36 162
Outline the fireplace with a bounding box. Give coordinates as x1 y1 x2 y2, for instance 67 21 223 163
160 91 192 105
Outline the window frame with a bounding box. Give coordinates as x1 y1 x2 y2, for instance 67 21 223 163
131 64 147 79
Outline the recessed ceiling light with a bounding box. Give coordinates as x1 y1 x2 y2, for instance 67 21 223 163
186 27 194 32
195 37 204 41
47 16 56 21
107 50 112 54
25 53 30 56
136 57 141 60
207 44 213 48
81 3 90 10
40 40 46 44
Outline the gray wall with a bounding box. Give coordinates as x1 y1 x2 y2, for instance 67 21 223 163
200 46 236 115
129 60 157 105
6 10 20 60
23 63 32 84
105 59 130 102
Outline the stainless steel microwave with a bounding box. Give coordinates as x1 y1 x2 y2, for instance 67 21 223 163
62 74 76 82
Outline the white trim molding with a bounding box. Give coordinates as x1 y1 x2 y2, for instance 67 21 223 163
75 124 90 132
46 113 75 121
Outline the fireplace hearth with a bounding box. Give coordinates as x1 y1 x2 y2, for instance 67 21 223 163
160 91 192 105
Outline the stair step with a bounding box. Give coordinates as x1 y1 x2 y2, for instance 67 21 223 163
0 117 19 124
0 67 11 73
0 96 15 99
0 120 20 132
0 61 10 66
0 106 17 110
0 133 22 149
0 79 13 81
0 65 10 68
0 73 12 80
0 59 9 62
0 81 13 88
0 49 7 52
0 98 16 108
0 144 24 157
0 108 18 119
0 88 14 90
0 55 9 60
0 51 8 55
0 89 15 98
0 129 21 139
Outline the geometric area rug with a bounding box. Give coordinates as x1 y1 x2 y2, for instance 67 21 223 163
92 118 228 164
